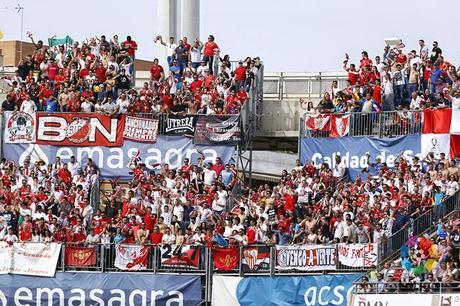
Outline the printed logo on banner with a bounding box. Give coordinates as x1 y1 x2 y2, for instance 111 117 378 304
4 111 36 143
6 138 235 179
300 135 422 180
276 245 336 271
160 244 201 269
0 241 60 277
123 116 159 143
35 113 125 147
241 246 270 272
164 115 197 137
438 294 460 306
212 273 363 306
338 243 378 268
194 116 241 145
114 244 149 271
352 294 431 306
0 273 202 306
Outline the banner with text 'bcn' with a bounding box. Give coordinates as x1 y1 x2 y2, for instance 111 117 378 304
300 135 422 179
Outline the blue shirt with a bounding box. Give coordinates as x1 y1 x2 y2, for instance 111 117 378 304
221 170 233 186
430 68 442 85
46 99 58 112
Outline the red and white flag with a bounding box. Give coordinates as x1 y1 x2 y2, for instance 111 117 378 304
114 244 149 271
330 114 350 137
421 108 452 158
305 114 330 131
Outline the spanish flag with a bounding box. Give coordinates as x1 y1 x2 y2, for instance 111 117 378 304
0 30 3 40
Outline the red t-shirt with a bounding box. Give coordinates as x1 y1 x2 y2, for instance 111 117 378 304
347 70 359 85
150 232 163 244
124 40 138 57
47 64 59 81
150 65 164 81
204 42 219 56
373 85 382 103
284 194 296 212
95 67 107 82
234 67 247 81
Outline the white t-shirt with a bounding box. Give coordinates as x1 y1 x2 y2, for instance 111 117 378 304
190 47 202 63
333 161 346 178
20 100 36 113
162 233 176 244
173 204 184 222
166 43 178 57
81 101 93 113
203 168 217 185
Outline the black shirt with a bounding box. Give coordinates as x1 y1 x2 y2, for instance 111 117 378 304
171 103 187 113
2 99 16 111
115 74 131 89
431 47 442 63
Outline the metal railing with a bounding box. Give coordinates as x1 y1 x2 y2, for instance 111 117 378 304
353 281 460 294
45 243 376 275
300 110 424 138
263 71 348 101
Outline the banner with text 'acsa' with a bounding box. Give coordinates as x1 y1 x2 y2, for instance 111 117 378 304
212 273 362 306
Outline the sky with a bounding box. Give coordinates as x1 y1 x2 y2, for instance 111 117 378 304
1 0 460 72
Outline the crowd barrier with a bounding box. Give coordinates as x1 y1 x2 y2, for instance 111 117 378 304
301 110 424 138
377 189 460 266
5 242 381 275
353 281 460 294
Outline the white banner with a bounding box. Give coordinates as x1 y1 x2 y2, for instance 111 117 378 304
450 98 460 134
114 244 150 271
0 242 60 277
212 276 241 306
337 243 378 268
276 245 336 271
436 294 460 306
351 294 431 306
3 111 36 143
421 133 450 158
123 115 159 143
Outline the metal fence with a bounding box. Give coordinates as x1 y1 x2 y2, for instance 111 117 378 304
49 243 375 275
353 281 460 294
263 72 348 101
300 110 424 138
376 190 460 266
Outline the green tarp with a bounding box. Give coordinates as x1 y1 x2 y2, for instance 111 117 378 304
47 35 73 47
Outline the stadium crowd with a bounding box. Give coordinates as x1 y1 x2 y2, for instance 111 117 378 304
1 33 261 115
302 39 460 115
0 147 458 249
357 214 460 293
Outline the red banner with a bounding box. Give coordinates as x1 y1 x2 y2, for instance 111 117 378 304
64 245 97 266
36 113 125 146
212 247 240 271
305 114 330 131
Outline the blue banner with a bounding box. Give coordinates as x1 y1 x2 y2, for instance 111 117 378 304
3 136 235 179
213 273 362 306
300 135 421 179
0 272 201 306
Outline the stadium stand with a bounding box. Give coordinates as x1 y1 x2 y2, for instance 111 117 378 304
1 33 261 115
